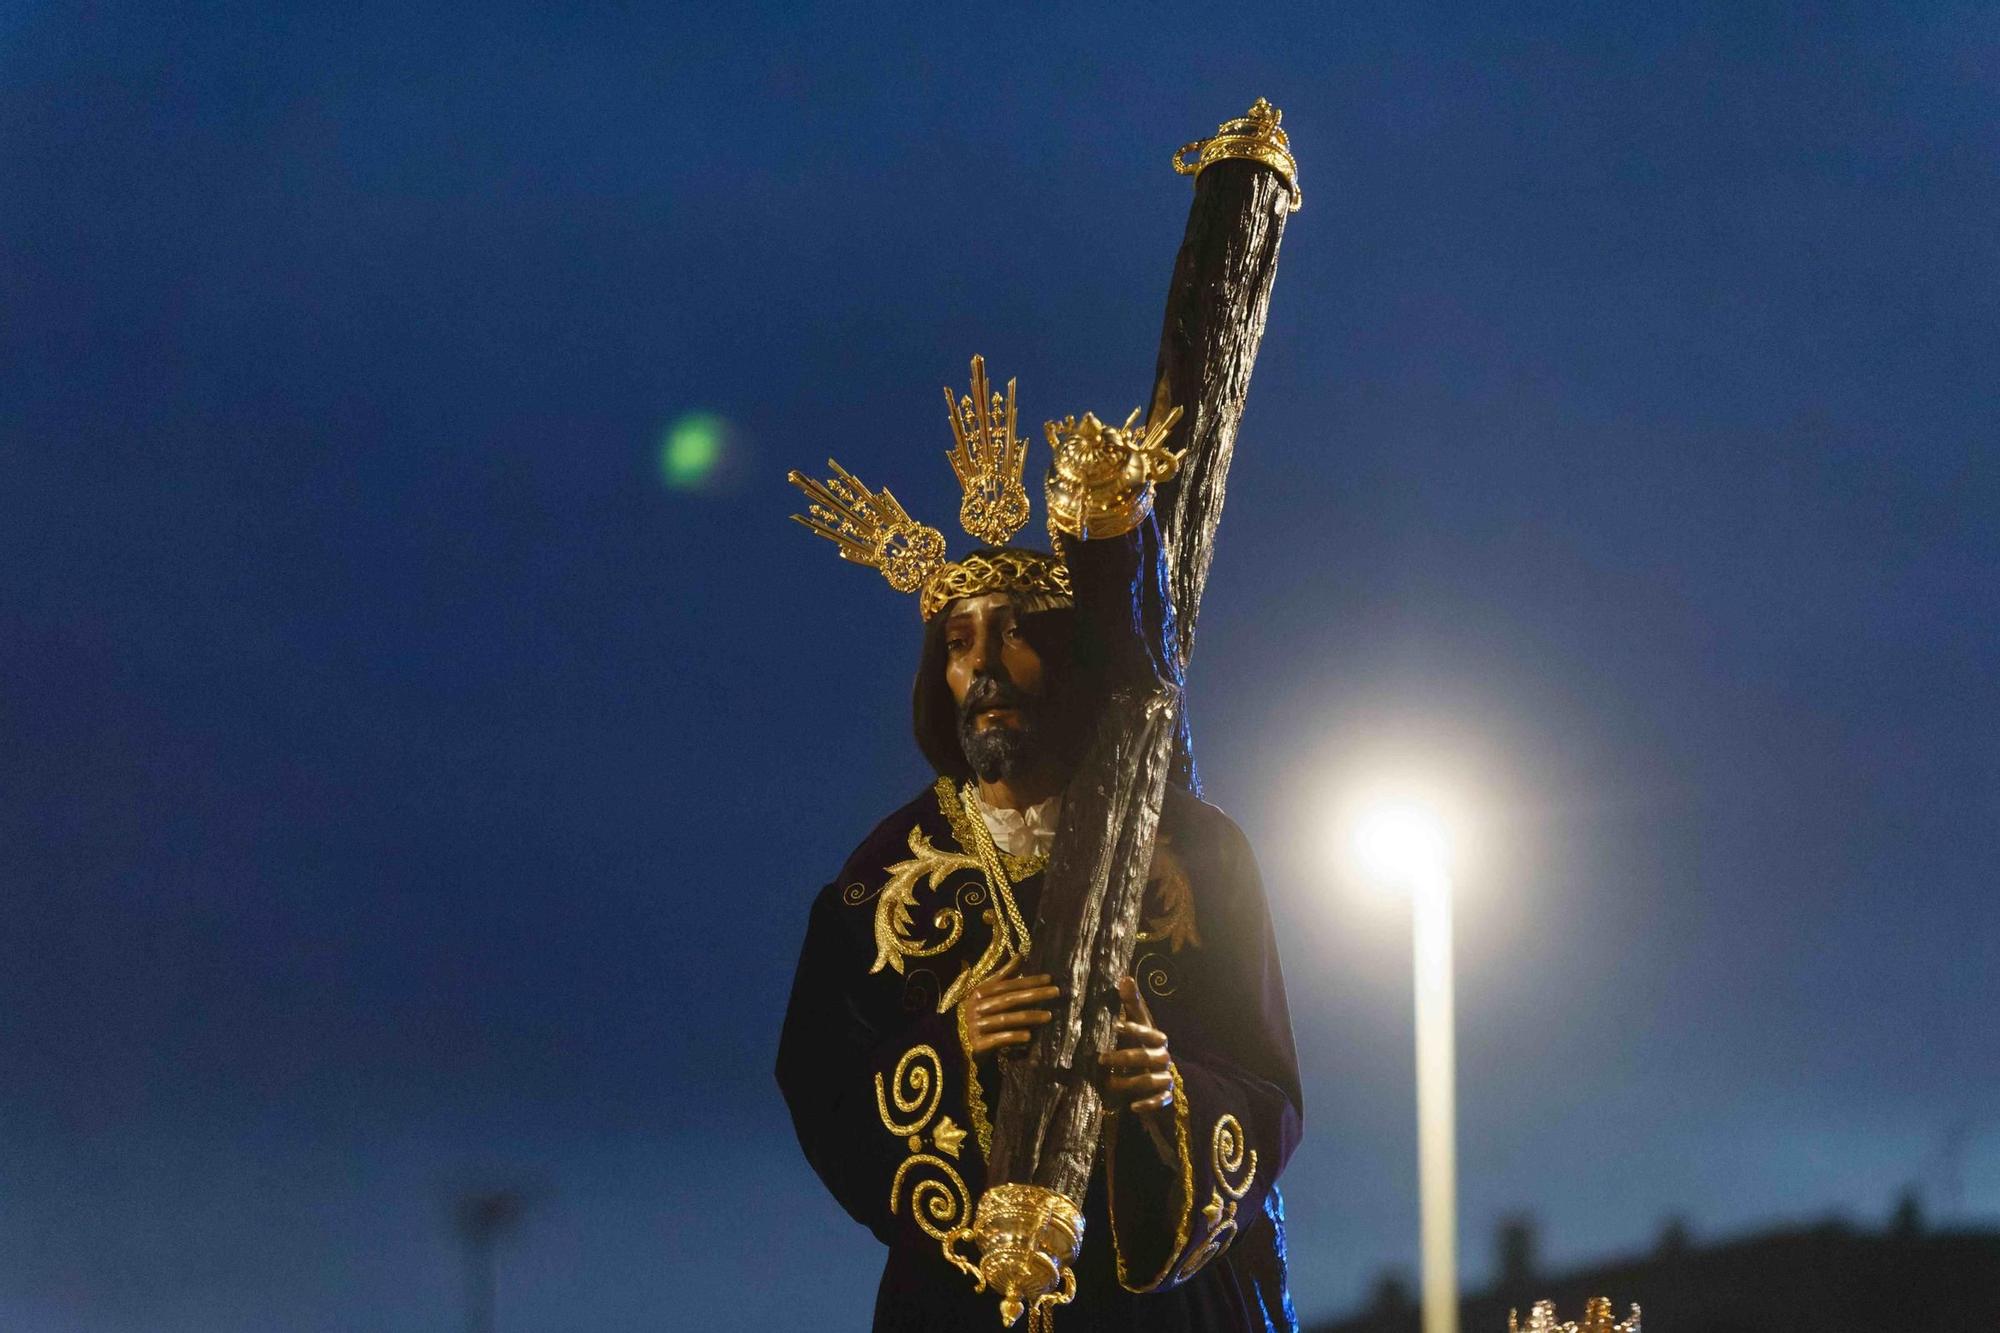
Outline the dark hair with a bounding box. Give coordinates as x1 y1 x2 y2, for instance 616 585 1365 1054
911 558 1084 780
912 611 974 780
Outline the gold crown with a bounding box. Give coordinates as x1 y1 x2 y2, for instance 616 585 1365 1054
1172 97 1302 210
1510 1299 1641 1333
788 356 1176 619
918 549 1072 621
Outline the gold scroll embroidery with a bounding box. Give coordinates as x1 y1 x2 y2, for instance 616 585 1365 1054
875 1045 972 1241
1132 950 1179 1000
1175 1113 1259 1282
1132 835 1202 998
859 781 1041 1016
1136 834 1201 953
870 825 981 977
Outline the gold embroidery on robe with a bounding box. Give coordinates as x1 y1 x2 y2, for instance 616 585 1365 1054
875 1044 972 1241
1175 1113 1258 1282
869 825 981 977
858 783 1040 1014
956 994 994 1159
1137 833 1202 952
933 779 1034 1012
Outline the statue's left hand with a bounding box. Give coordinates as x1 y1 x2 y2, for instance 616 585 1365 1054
1103 976 1175 1120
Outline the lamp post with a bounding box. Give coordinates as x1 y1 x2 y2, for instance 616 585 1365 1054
1356 802 1459 1333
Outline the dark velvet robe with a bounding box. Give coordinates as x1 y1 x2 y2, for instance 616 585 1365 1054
775 774 1303 1331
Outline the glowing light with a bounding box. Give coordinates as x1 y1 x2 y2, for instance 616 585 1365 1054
660 413 727 489
1344 786 1461 1333
1352 798 1452 886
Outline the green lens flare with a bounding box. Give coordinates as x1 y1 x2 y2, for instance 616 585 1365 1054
660 414 726 489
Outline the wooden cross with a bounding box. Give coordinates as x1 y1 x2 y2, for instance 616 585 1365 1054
972 101 1300 1308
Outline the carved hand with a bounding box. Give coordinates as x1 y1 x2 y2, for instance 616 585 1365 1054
961 955 1060 1056
1103 976 1174 1120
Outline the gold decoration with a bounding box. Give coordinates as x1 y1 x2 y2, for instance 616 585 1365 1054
1027 1275 1075 1333
931 1114 967 1159
934 779 1037 1015
939 776 1047 886
941 904 1010 1018
1510 1299 1641 1333
1171 97 1302 210
1176 1113 1258 1282
942 1183 1085 1329
920 548 1073 621
944 355 1032 546
788 460 949 594
877 1045 974 1242
788 356 1084 620
954 811 1034 974
1044 403 1185 541
856 777 1060 1019
788 356 1193 617
1137 837 1202 953
891 1153 973 1242
956 994 994 1160
875 1044 944 1136
904 1114 967 1159
1131 950 1178 999
871 825 983 978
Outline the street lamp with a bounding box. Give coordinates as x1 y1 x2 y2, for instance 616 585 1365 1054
1354 798 1459 1333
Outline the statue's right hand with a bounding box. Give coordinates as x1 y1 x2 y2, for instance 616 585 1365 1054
962 955 1060 1056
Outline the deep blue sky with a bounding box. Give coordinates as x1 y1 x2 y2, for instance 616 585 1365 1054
4 2 1996 1329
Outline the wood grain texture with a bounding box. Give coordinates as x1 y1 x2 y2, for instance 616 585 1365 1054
1154 160 1293 791
988 684 1178 1197
1154 159 1293 666
982 152 1293 1200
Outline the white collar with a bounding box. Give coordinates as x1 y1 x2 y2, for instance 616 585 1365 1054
973 789 1062 860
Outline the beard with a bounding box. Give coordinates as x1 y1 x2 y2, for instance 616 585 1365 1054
956 672 1047 784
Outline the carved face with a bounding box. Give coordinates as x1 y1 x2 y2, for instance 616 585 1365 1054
943 592 1058 784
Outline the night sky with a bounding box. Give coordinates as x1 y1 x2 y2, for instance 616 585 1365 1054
5 3 1997 1329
